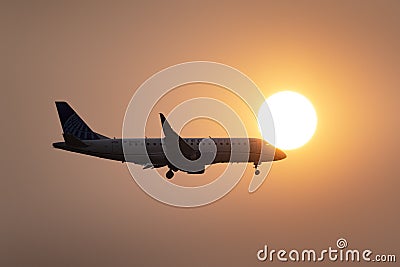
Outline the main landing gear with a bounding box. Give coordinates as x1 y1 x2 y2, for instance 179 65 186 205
254 163 260 175
166 169 174 179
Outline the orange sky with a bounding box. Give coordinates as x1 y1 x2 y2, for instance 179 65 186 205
1 1 399 266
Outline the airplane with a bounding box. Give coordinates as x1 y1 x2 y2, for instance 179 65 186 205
53 101 286 179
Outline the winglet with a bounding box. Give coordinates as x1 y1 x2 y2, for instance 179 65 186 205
159 113 179 138
159 113 196 158
160 113 166 125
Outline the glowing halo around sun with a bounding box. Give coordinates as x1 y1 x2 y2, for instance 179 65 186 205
258 91 317 150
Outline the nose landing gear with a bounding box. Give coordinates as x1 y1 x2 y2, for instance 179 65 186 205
254 163 260 175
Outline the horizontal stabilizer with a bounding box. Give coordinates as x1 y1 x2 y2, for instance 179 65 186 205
63 133 88 147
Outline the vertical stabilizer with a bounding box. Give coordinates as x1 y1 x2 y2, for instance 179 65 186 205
55 101 108 140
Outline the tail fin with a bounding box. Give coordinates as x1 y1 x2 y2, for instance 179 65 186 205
55 101 109 140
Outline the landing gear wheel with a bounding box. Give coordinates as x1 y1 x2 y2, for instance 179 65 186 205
166 170 174 179
254 162 260 175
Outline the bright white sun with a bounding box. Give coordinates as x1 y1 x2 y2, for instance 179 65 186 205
258 91 317 150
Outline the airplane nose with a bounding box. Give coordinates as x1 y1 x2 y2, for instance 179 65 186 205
274 148 287 161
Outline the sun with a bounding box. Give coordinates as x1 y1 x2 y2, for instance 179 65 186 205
258 91 317 150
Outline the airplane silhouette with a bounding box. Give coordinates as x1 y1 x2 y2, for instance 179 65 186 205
53 102 286 178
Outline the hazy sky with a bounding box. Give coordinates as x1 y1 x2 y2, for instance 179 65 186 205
1 1 399 266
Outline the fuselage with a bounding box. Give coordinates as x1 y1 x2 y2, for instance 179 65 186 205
53 102 287 178
53 137 286 166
